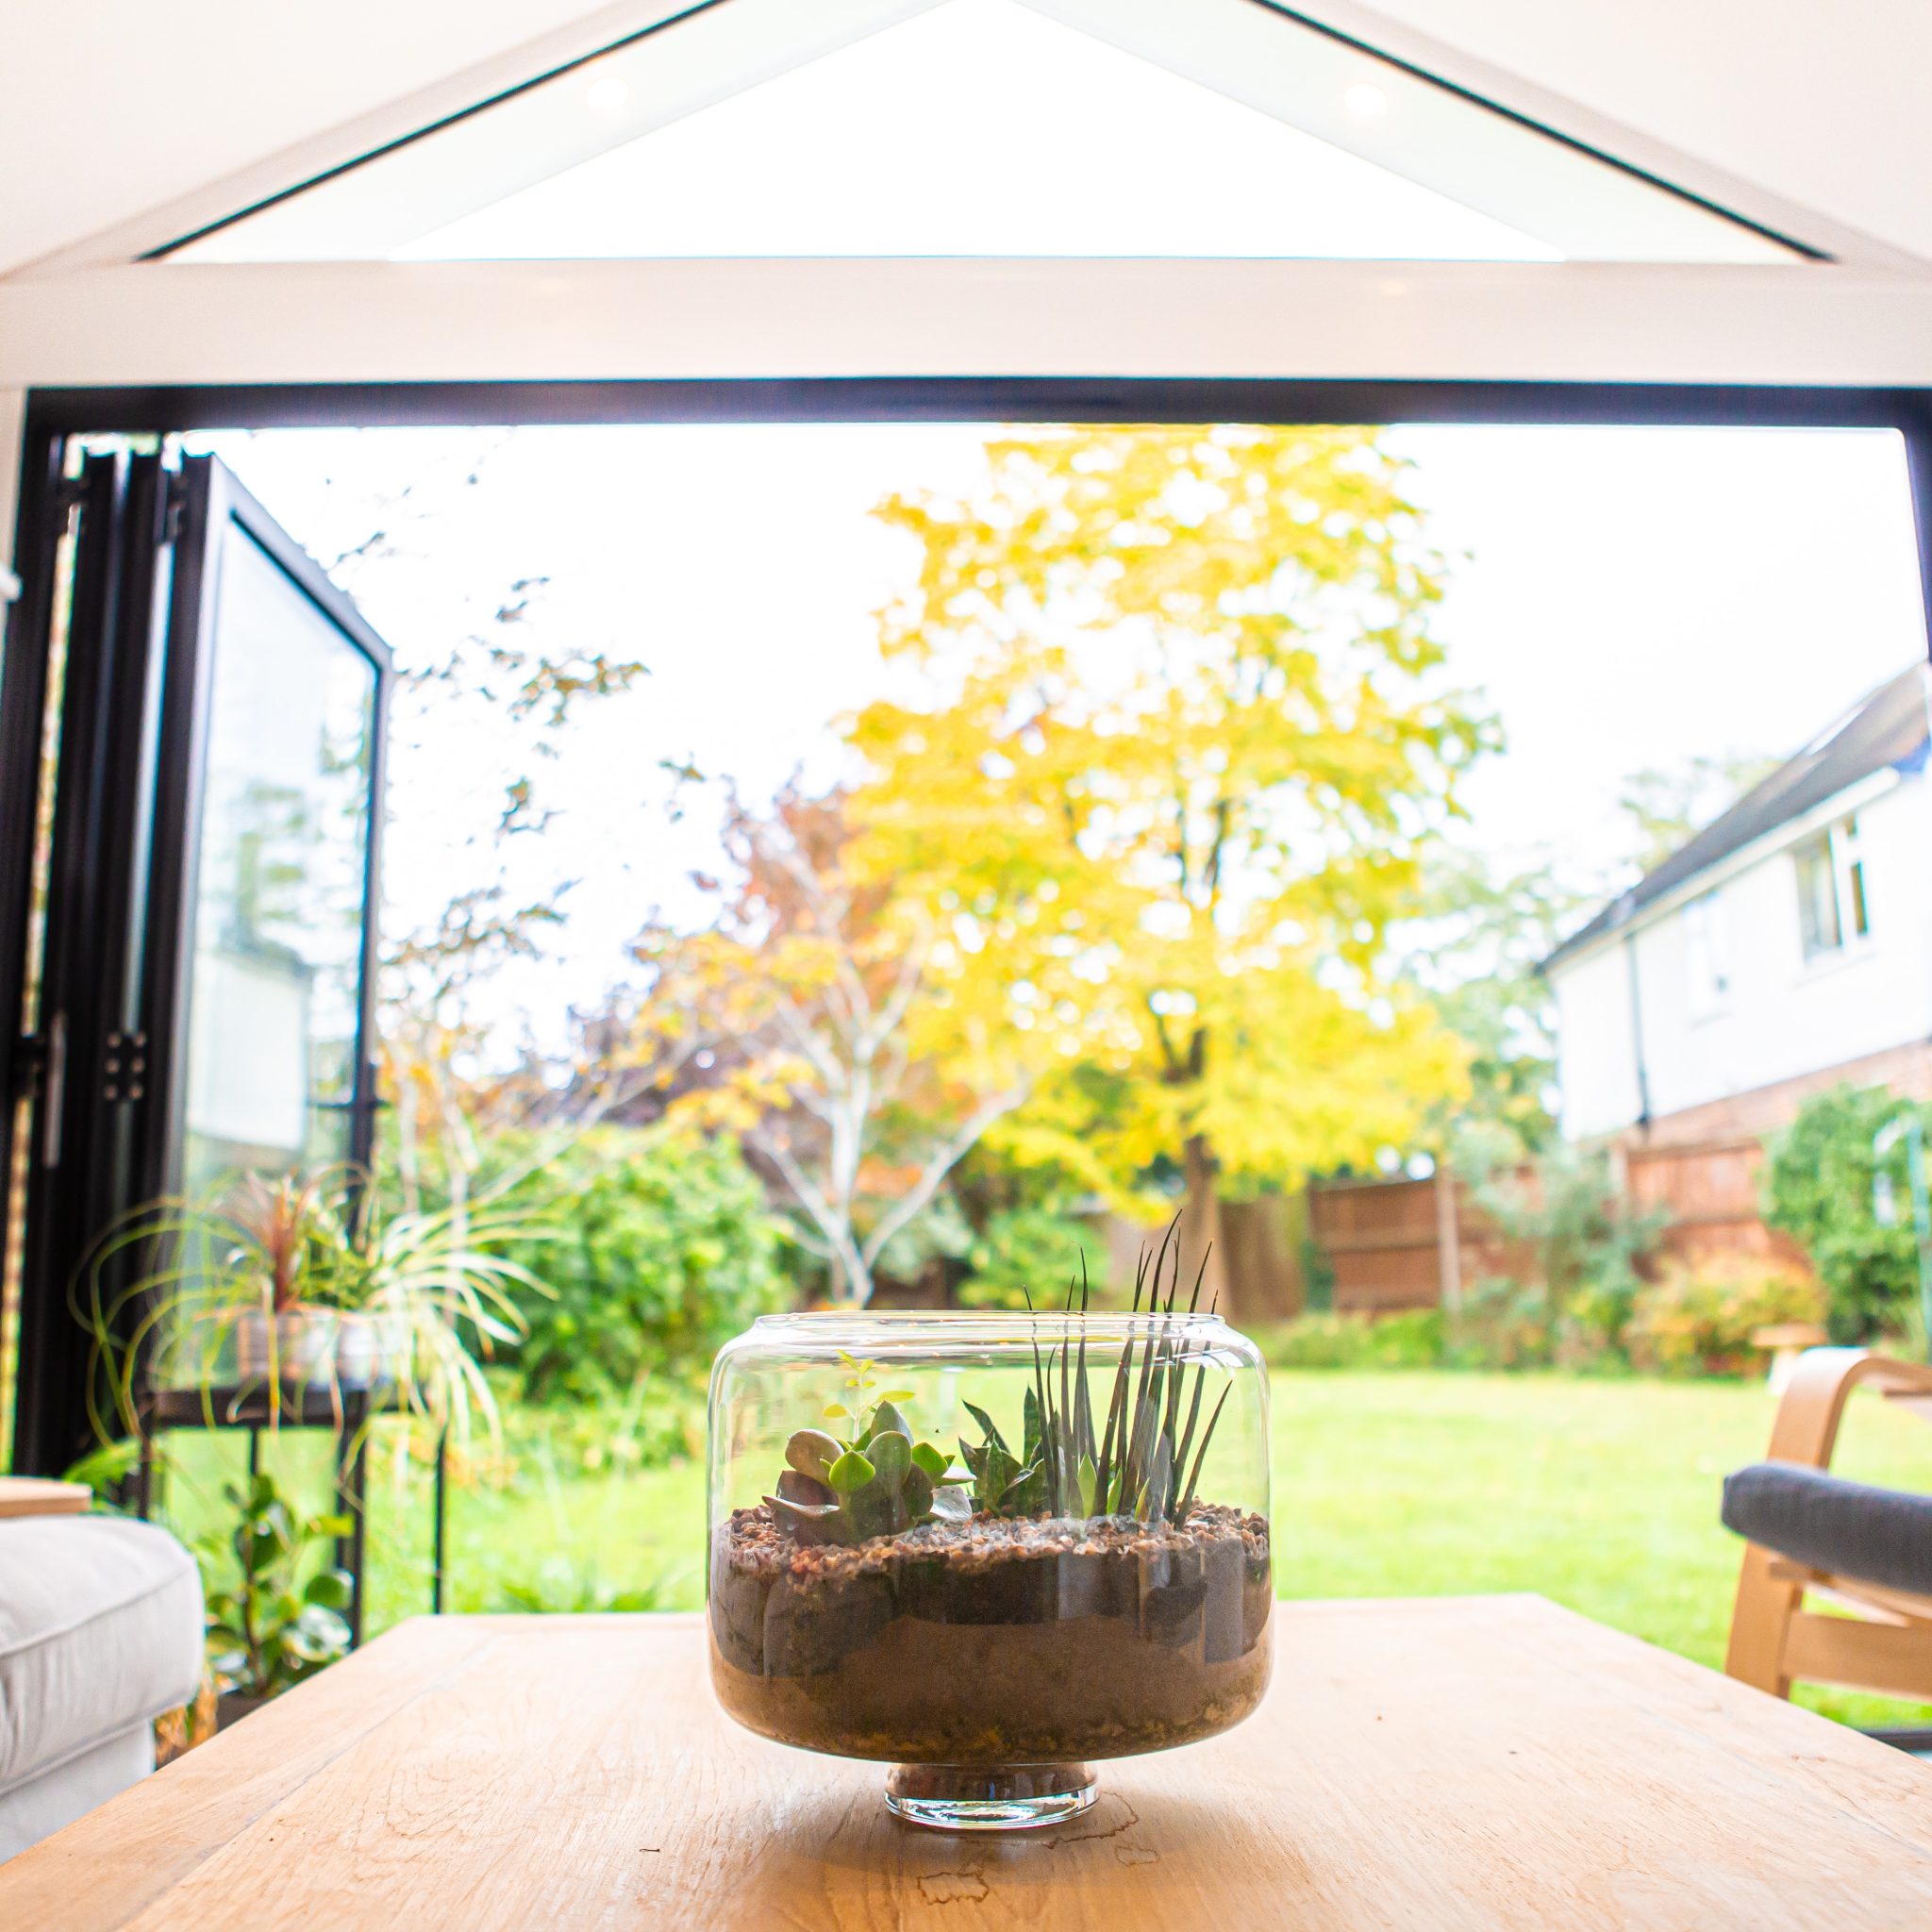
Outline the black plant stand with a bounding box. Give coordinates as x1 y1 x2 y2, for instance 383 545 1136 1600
134 1381 449 1645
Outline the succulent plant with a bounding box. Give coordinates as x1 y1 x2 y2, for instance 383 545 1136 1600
768 1224 1234 1543
766 1398 970 1546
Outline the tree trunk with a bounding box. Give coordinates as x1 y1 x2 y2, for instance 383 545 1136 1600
1180 1135 1233 1318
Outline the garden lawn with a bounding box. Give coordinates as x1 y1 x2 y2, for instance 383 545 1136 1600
158 1369 1932 1731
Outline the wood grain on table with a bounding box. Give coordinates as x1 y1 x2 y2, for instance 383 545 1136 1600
4 1597 1930 1930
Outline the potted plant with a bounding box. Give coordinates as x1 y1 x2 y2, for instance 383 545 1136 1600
199 1468 356 1725
707 1239 1273 1831
78 1165 551 1442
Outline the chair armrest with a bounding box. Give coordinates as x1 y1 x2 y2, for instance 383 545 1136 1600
1763 1348 1932 1469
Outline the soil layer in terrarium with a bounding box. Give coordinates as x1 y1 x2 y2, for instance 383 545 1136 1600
709 1502 1272 1765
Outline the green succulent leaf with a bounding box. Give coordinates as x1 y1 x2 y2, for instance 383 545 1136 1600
902 1465 934 1521
868 1399 912 1444
775 1468 833 1507
825 1448 875 1493
866 1429 912 1488
910 1440 949 1481
928 1483 973 1524
767 1493 850 1545
785 1429 842 1485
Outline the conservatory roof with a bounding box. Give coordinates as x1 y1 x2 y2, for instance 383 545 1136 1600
2 0 1925 277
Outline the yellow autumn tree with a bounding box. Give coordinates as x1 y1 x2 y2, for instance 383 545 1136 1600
845 425 1496 1302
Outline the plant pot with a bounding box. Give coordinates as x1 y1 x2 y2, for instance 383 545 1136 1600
215 1691 270 1731
335 1312 413 1390
160 1307 341 1390
230 1308 340 1386
707 1307 1273 1832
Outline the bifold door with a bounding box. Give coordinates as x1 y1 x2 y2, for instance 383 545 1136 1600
1 452 391 1474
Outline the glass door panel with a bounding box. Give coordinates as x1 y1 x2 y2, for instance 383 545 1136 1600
176 522 381 1194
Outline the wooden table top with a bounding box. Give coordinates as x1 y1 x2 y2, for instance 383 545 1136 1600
7 1596 1932 1930
0 1476 90 1518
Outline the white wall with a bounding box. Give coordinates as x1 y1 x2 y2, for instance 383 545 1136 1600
1551 939 1642 1141
1553 772 1932 1139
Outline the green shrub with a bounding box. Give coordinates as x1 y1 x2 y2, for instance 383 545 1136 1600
1251 1308 1443 1370
1623 1259 1824 1376
1764 1086 1931 1343
959 1205 1097 1309
505 1127 789 1405
1443 1275 1554 1370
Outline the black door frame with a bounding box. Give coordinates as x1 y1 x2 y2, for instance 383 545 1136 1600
6 374 1932 1474
2 441 392 1474
149 455 394 1210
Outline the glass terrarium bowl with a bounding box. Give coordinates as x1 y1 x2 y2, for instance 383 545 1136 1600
707 1305 1272 1832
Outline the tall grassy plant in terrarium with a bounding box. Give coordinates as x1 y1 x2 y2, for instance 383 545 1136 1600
708 1232 1272 1830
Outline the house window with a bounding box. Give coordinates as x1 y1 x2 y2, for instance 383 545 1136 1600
1793 814 1870 961
1683 891 1729 1018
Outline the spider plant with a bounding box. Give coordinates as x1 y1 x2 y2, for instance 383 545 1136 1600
959 1221 1233 1527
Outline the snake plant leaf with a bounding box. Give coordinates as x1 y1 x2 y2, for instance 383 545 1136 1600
1076 1454 1098 1518
1002 1460 1047 1517
975 1441 1021 1513
1022 1384 1042 1468
825 1448 875 1493
963 1401 1009 1454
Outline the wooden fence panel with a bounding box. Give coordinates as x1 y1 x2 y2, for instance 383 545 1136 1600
1308 1139 1814 1316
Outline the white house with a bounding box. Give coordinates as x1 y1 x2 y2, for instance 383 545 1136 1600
1544 663 1932 1146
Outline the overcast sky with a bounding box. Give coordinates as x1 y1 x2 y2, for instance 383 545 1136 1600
196 419 1925 1053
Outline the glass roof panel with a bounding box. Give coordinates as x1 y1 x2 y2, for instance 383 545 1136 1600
168 0 1802 266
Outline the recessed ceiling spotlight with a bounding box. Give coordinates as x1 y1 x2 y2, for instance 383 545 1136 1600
1343 82 1388 118
586 73 630 114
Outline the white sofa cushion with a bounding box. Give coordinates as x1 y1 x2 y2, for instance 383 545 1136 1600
0 1515 202 1801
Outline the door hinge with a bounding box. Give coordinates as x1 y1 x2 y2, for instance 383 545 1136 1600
161 470 190 545
102 1028 148 1105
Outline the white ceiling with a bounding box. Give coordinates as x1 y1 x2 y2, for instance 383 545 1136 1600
1 0 1928 277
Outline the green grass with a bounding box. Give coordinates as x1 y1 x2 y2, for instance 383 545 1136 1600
152 1369 1932 1732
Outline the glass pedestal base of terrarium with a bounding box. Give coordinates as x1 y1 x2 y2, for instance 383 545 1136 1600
884 1762 1097 1832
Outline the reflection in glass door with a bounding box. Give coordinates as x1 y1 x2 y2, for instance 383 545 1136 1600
175 524 381 1195
166 465 388 1190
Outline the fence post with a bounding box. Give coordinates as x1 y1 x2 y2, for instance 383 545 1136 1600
1436 1164 1462 1313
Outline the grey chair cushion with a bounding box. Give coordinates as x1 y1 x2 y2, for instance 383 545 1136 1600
1722 1459 1932 1597
0 1515 202 1801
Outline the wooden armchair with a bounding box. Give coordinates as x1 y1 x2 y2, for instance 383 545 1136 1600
1724 1347 1932 1704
